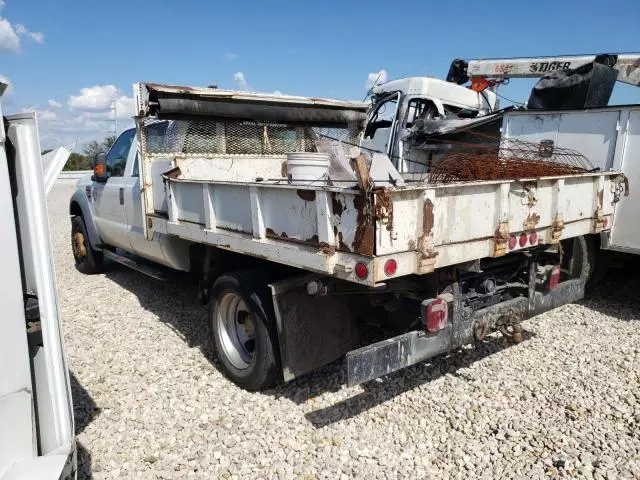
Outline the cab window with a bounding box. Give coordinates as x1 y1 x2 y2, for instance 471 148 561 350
405 99 437 127
106 129 136 177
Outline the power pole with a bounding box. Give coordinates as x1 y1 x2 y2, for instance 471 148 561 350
111 101 118 137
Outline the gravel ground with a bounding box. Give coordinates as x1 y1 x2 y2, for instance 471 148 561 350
49 180 640 479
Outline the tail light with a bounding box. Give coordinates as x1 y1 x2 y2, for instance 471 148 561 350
508 235 517 250
519 233 528 248
422 298 448 333
529 231 538 245
383 259 397 277
549 266 560 289
603 217 609 228
355 262 368 280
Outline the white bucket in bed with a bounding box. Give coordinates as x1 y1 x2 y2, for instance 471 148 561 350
286 152 330 185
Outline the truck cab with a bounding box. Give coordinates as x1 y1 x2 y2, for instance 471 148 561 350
70 126 191 274
360 76 498 173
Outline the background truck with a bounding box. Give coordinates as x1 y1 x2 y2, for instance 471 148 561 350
69 54 634 390
0 83 76 479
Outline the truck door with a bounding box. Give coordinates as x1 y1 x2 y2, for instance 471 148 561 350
92 129 136 250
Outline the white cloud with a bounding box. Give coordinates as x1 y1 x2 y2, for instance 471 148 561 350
15 23 43 43
68 84 135 118
20 106 57 121
233 71 252 91
38 110 135 152
365 69 388 89
0 17 20 51
224 52 237 60
0 11 44 52
0 74 13 94
32 83 138 150
111 95 136 119
272 90 283 96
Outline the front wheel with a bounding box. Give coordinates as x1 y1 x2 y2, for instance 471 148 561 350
71 216 104 274
209 271 280 390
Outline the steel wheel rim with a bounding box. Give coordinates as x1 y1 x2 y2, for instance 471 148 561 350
216 292 256 370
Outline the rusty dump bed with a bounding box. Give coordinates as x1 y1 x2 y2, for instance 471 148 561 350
134 83 627 287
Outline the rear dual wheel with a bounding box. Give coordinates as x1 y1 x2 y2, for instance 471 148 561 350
209 271 280 390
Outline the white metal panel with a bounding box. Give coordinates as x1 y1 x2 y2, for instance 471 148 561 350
259 188 317 241
178 156 285 183
503 108 626 171
6 114 74 456
0 392 34 477
0 128 34 476
555 111 619 171
610 110 640 250
503 113 561 146
2 453 69 480
0 138 32 402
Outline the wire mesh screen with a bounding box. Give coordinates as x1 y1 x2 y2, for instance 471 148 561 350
139 118 360 158
427 132 595 184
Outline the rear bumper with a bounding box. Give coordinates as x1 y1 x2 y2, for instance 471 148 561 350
346 278 584 386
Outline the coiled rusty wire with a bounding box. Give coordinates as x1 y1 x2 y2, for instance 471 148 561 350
427 132 595 184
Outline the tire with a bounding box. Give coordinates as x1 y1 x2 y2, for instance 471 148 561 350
564 235 597 285
71 216 104 274
209 271 281 390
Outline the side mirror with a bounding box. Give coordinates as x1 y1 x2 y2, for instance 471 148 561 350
91 153 108 182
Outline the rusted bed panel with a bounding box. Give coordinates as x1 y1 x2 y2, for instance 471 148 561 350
161 171 622 286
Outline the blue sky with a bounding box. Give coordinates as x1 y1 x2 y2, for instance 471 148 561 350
1 0 638 150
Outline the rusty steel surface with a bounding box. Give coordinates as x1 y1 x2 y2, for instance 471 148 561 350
428 132 595 184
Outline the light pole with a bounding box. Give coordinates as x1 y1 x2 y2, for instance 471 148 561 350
111 101 118 137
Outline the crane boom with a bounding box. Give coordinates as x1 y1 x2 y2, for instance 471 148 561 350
465 53 640 86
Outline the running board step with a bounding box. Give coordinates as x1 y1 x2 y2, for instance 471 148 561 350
103 250 169 281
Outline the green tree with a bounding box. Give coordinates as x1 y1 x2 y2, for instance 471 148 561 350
82 140 103 159
83 135 118 159
103 135 117 151
63 153 92 171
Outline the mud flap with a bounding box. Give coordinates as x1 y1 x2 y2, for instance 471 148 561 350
269 275 359 382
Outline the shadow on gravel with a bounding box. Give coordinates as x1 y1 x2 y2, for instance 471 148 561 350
103 263 540 425
104 267 215 356
580 252 640 321
301 332 534 427
70 371 99 479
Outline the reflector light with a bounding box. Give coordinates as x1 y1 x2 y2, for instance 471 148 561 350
425 298 448 333
549 266 561 289
508 235 517 250
355 262 368 280
519 233 528 248
529 231 538 245
603 217 609 228
384 259 397 277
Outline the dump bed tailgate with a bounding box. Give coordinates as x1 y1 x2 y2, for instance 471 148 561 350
373 172 621 280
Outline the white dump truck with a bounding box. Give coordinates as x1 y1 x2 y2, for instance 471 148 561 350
1 83 76 478
69 53 636 390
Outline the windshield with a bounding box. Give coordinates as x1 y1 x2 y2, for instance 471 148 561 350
362 92 400 155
